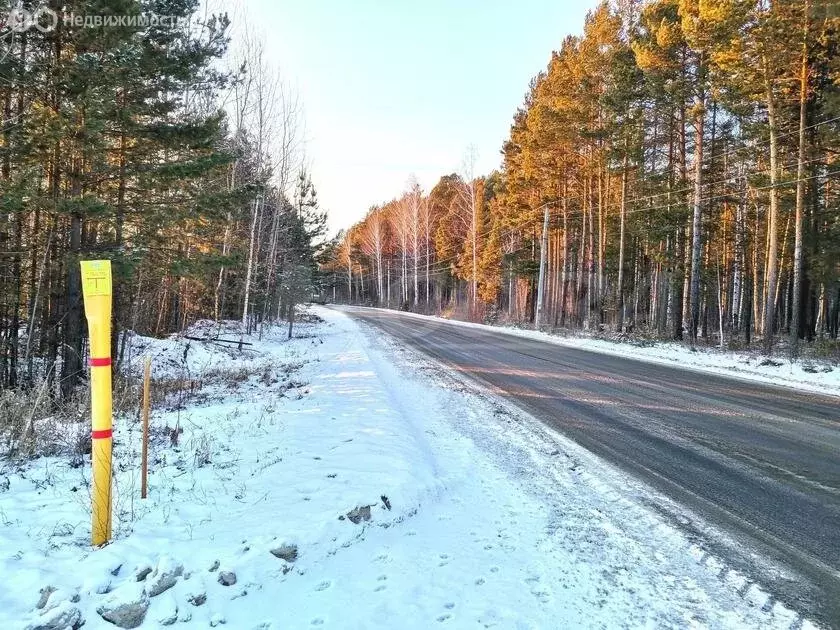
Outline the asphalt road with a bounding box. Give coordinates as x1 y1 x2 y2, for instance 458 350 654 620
339 306 840 628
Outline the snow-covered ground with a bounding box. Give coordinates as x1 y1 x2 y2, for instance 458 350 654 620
361 308 840 398
2 307 816 629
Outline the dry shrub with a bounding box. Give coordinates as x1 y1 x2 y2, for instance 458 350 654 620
113 373 143 417
807 338 840 363
202 365 257 388
0 387 45 457
296 309 325 324
0 384 88 460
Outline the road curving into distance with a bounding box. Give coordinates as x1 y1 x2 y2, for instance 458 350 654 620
339 306 840 628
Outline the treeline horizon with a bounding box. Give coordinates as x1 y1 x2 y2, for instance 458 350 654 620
328 0 840 358
0 0 325 399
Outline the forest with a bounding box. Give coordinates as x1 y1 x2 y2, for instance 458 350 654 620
329 0 840 358
0 1 325 399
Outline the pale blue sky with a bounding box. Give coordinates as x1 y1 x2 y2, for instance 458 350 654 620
227 0 600 232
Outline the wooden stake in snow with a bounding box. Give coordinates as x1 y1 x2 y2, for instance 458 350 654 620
141 356 151 500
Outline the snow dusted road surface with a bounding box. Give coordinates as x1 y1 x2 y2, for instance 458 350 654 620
3 307 815 629
347 307 840 399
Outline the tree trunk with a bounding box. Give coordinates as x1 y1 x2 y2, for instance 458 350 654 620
242 195 261 325
471 182 478 317
790 2 809 358
763 58 781 354
617 146 629 333
535 205 549 329
688 89 705 343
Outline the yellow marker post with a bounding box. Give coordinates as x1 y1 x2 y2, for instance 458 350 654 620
81 259 113 546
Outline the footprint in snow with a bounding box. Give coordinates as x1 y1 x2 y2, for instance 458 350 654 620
315 580 331 591
311 619 324 626
436 614 451 622
475 578 485 586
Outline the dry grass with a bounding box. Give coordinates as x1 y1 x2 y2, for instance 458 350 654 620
0 385 88 461
0 349 310 466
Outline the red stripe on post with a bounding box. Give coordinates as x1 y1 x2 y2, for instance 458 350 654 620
91 429 113 440
89 357 112 367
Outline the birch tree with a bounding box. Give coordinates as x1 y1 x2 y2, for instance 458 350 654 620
360 207 387 304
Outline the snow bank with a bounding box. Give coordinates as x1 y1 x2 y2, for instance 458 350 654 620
120 320 261 379
2 309 442 629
